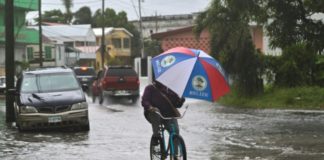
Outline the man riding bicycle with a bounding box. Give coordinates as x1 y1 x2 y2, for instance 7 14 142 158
141 80 185 144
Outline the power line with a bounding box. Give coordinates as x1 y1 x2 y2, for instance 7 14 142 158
130 0 139 19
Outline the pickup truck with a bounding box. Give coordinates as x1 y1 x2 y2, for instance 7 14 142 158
92 66 140 104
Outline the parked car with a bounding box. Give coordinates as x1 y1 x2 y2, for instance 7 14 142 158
73 66 96 92
0 76 17 95
92 66 140 104
13 67 90 131
0 76 5 94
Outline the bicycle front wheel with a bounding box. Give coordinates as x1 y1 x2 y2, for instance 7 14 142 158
170 135 187 160
150 136 165 160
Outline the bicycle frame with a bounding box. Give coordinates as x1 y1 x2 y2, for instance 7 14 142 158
154 105 189 158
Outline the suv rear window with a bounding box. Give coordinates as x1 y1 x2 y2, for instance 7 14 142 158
106 68 137 77
74 67 96 76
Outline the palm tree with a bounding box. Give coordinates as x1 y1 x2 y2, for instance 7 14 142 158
61 0 73 24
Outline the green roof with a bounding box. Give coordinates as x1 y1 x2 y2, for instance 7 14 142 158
0 0 38 11
0 26 39 44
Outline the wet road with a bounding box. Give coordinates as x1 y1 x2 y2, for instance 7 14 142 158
1 78 324 160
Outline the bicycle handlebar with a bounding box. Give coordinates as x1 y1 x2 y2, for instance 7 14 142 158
154 105 189 120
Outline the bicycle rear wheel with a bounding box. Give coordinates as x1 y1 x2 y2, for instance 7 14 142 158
150 136 165 160
170 135 186 160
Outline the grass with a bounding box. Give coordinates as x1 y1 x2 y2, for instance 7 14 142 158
218 86 324 109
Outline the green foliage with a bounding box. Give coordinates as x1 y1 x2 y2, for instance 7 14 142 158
144 40 162 57
61 0 73 24
195 0 265 97
73 6 92 25
263 55 280 84
92 9 128 28
275 43 316 87
34 9 65 23
314 55 324 86
265 0 324 53
219 86 324 109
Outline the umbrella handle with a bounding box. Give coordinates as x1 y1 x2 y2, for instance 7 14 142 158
154 104 189 120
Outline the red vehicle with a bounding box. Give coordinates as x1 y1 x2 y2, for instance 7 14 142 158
92 66 140 104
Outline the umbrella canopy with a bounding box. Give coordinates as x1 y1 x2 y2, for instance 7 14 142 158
151 47 230 102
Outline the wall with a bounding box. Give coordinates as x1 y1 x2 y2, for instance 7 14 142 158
160 29 210 53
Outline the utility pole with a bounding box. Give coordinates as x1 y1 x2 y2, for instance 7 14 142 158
5 0 15 122
155 11 158 32
100 0 105 69
38 0 43 67
138 0 145 58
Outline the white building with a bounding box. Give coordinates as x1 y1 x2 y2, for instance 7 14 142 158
131 13 199 39
30 24 97 66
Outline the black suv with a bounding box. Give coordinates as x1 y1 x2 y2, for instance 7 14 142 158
73 67 96 92
13 67 90 131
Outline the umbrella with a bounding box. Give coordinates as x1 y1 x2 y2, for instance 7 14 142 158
151 47 230 102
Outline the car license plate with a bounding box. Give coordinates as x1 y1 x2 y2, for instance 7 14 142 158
82 78 88 81
115 90 131 95
48 116 62 123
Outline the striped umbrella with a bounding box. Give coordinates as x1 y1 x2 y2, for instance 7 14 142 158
151 47 230 102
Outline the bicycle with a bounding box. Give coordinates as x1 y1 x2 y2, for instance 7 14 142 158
150 105 189 160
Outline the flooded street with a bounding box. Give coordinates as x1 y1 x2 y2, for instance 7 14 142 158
1 79 324 160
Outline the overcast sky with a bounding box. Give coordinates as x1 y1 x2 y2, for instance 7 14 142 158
27 0 212 22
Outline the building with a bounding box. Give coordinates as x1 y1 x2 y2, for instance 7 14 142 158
0 0 39 75
25 35 58 67
131 13 199 39
93 27 133 69
151 25 279 55
32 24 97 67
151 26 211 53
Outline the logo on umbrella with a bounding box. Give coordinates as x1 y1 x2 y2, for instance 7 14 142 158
160 55 176 68
192 75 207 91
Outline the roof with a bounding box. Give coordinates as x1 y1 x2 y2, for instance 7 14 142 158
75 46 100 54
92 27 133 37
151 26 194 39
30 24 96 42
42 22 67 26
92 27 114 36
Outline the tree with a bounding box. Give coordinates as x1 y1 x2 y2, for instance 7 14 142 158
195 0 265 96
92 8 121 27
73 6 92 24
266 0 324 53
144 40 162 57
61 0 73 24
34 9 65 23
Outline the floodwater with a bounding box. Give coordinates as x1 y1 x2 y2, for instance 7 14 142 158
0 79 324 160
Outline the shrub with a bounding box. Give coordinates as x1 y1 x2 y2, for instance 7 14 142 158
274 43 316 87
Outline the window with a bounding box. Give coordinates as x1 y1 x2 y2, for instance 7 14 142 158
21 73 80 93
123 38 130 49
75 41 85 46
27 47 33 60
64 42 74 48
45 46 52 59
112 38 121 48
58 48 61 60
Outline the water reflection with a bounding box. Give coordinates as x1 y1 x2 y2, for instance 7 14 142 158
1 98 324 160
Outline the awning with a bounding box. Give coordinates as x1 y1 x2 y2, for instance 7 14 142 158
65 46 82 53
